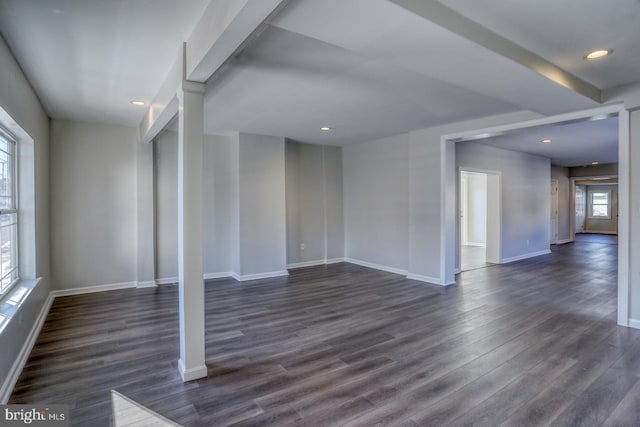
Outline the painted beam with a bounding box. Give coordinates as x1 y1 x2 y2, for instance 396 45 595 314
391 0 602 103
177 79 207 382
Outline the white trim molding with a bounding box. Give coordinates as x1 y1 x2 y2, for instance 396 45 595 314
500 249 551 264
554 239 573 245
177 359 208 382
1 284 52 404
287 260 326 269
627 319 640 330
203 272 233 280
287 258 346 270
136 281 158 288
233 270 289 282
344 258 409 276
406 273 450 286
50 281 138 297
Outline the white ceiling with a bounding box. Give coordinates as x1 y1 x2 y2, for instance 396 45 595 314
468 116 618 167
440 0 640 89
0 0 636 164
0 0 210 125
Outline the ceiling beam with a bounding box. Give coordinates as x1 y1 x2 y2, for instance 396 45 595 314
139 0 289 143
391 0 602 103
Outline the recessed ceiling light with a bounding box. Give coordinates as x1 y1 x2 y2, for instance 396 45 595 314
541 139 551 144
320 127 332 132
592 161 600 165
584 49 612 60
130 100 145 106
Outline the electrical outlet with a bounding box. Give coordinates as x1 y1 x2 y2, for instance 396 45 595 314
300 243 305 251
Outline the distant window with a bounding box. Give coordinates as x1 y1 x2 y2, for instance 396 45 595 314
588 190 611 219
0 128 18 296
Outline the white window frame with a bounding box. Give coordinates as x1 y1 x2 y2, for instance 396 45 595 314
0 126 18 296
587 189 611 219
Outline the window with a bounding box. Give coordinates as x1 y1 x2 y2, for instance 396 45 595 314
588 190 611 219
0 128 18 295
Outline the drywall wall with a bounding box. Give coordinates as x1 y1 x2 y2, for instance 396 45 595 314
238 133 287 276
584 184 618 234
206 134 238 274
570 163 618 177
343 133 409 272
551 166 571 242
154 130 178 280
457 141 551 262
286 142 325 265
0 34 51 400
286 141 344 266
50 120 138 289
408 111 543 283
324 146 344 261
154 131 239 280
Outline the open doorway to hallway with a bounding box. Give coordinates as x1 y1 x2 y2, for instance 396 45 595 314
459 170 500 271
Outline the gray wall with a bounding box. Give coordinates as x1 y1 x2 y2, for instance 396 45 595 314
570 163 618 178
343 134 409 271
154 131 240 279
457 141 551 261
551 166 571 242
50 120 138 289
154 131 178 280
286 141 344 266
584 184 618 234
238 133 287 276
0 33 50 401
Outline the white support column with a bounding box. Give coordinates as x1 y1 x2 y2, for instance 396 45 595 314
177 80 207 382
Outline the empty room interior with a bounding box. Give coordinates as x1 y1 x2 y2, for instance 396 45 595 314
2 0 640 426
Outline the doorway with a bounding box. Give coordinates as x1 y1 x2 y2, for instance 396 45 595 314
459 169 500 271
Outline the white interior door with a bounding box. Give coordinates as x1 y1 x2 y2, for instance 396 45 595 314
551 180 558 244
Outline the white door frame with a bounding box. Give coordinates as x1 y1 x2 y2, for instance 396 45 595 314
458 167 501 272
441 104 629 327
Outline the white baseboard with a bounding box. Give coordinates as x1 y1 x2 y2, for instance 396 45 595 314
156 277 177 285
628 318 640 330
287 260 326 269
233 270 289 282
500 249 551 264
51 281 138 297
554 239 572 245
178 359 207 382
344 258 408 276
1 280 51 404
204 272 233 280
582 230 618 235
406 273 447 286
287 258 346 269
136 281 157 288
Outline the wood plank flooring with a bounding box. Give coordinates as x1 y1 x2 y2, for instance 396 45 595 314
10 237 639 426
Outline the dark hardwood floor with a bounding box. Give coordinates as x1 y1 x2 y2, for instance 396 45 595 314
10 237 639 426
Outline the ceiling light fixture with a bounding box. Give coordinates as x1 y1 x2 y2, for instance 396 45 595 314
592 161 600 165
584 49 612 60
130 100 146 106
320 127 332 132
541 139 551 144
